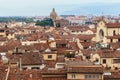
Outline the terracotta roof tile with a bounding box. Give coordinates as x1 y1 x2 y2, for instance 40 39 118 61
77 34 95 40
21 52 42 65
106 35 120 39
56 55 65 63
106 23 120 28
8 69 42 80
97 50 120 58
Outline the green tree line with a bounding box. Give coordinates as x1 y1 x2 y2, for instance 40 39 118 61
0 17 33 23
35 18 53 26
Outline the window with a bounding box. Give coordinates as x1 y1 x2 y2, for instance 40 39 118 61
72 31 75 32
96 75 99 78
16 47 19 53
118 39 120 42
0 30 4 32
25 50 27 52
31 67 40 69
72 74 76 79
48 55 52 58
111 39 113 43
113 59 120 63
84 40 87 42
85 75 89 78
94 59 99 64
6 34 8 36
88 75 92 78
85 75 99 79
93 75 96 78
95 59 99 62
113 30 116 36
86 56 90 59
103 59 106 64
115 67 118 70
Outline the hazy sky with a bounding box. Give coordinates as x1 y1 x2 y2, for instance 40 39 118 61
0 0 120 16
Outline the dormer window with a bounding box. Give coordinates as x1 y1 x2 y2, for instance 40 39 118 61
103 59 106 64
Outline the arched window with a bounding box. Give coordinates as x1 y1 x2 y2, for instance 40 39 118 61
113 30 116 36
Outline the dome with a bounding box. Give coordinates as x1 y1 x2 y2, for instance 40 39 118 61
50 8 58 20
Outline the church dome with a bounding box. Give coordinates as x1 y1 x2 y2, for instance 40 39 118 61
50 8 58 20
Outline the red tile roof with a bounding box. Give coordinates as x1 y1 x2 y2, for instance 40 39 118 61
97 50 120 58
106 23 120 28
56 55 65 63
81 42 94 47
56 40 68 45
67 61 103 73
110 42 120 49
8 69 42 80
21 52 42 65
106 35 120 39
8 52 43 66
77 34 95 40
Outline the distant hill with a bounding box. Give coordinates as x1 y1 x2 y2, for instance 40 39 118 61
59 3 120 16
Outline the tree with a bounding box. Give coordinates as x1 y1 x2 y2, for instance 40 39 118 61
25 18 33 23
35 18 53 27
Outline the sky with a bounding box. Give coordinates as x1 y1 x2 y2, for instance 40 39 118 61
0 0 120 16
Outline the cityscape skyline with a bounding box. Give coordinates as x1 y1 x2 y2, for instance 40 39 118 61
0 0 120 16
0 0 120 80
